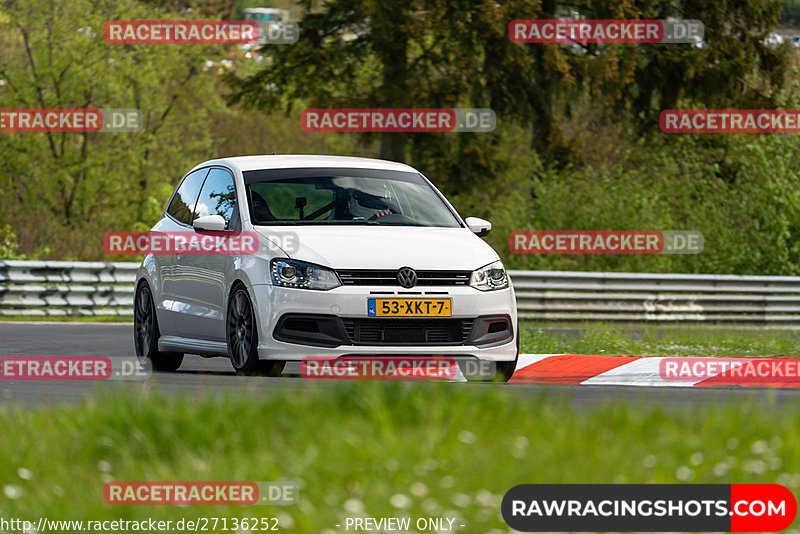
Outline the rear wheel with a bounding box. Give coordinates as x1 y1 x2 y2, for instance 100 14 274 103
134 282 183 371
227 286 282 376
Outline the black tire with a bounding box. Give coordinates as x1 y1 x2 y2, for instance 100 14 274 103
134 282 184 372
494 320 520 382
495 360 517 382
227 286 282 376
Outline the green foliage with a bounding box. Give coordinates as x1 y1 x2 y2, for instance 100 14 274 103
0 224 24 259
1 0 799 276
218 0 800 275
0 0 225 259
0 385 796 531
781 0 800 25
449 127 800 275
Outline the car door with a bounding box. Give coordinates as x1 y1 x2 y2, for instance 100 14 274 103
158 167 210 336
172 167 239 342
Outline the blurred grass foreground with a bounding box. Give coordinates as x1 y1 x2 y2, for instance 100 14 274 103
0 382 796 532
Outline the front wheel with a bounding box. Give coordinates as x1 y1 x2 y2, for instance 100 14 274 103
493 320 520 382
133 282 183 371
227 286 282 376
494 360 517 382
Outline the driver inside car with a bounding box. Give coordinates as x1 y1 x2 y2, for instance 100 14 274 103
346 190 394 220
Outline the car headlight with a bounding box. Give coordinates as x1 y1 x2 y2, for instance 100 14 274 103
270 259 341 290
469 260 508 291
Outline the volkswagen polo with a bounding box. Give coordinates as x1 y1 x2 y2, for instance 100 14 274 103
133 155 518 380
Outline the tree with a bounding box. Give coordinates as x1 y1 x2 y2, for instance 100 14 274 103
0 0 225 258
227 0 539 163
227 0 789 172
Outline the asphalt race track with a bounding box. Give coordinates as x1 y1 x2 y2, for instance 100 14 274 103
0 323 796 407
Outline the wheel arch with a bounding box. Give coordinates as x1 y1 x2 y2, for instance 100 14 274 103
224 278 254 343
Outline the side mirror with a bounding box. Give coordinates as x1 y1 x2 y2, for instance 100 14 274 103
193 214 226 232
465 217 491 237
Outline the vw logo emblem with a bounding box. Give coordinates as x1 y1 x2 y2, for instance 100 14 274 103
397 267 417 288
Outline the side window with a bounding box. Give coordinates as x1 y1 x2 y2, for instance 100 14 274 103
167 168 209 225
192 168 237 229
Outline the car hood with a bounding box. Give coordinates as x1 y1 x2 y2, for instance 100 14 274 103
254 226 499 270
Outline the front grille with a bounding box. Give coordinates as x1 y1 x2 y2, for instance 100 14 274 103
337 269 471 286
342 318 474 345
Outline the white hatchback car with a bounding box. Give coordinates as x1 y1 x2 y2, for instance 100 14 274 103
134 155 519 380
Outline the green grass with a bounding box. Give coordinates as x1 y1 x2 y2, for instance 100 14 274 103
0 383 798 533
520 322 800 357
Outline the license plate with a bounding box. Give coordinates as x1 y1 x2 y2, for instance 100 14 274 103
368 298 452 317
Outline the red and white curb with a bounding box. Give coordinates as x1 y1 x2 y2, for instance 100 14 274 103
511 354 800 388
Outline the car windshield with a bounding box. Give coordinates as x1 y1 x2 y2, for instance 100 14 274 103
243 167 462 227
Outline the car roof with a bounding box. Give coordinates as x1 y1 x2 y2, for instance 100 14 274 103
194 155 418 173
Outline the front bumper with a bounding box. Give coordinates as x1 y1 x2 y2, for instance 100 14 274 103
248 283 518 362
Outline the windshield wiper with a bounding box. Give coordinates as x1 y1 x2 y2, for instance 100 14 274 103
373 221 427 227
257 220 379 225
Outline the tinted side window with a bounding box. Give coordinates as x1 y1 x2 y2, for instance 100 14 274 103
192 168 237 229
167 168 209 225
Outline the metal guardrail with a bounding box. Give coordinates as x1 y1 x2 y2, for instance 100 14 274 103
2 260 800 325
510 270 800 325
0 261 138 316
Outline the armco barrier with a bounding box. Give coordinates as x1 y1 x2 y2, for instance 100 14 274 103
2 260 800 325
510 270 800 325
0 261 138 316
